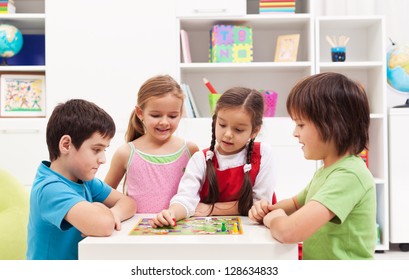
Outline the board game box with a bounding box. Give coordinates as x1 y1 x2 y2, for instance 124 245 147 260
129 216 243 235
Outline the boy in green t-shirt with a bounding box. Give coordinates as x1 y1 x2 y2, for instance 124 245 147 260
249 72 376 260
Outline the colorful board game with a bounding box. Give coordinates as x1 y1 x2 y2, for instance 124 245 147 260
129 216 243 235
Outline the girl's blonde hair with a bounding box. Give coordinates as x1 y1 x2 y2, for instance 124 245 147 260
125 75 184 142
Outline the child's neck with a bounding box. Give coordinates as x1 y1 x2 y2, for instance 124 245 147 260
323 152 351 168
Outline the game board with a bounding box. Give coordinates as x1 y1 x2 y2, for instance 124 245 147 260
129 216 243 235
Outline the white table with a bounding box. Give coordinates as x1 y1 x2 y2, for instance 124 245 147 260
78 214 298 260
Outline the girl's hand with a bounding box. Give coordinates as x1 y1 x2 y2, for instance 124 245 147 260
263 208 286 229
149 210 176 228
248 199 273 224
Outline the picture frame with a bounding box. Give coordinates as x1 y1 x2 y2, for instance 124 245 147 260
274 34 300 62
0 74 46 117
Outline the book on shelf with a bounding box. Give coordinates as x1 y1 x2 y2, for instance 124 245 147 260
180 29 192 63
0 0 16 14
259 0 296 14
181 84 200 118
181 84 195 118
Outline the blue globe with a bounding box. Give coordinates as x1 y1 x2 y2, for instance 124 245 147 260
387 45 409 94
0 24 23 61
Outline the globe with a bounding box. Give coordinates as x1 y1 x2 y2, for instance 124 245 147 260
387 44 409 93
0 24 24 65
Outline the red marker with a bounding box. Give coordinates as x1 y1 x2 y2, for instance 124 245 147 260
203 78 217 94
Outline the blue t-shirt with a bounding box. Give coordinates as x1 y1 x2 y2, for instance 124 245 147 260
26 161 112 260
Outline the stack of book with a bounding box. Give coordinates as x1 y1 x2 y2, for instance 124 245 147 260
259 0 296 14
0 0 16 14
181 84 200 118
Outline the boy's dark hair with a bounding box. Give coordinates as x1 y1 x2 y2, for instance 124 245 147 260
286 72 370 156
204 87 264 216
46 99 116 161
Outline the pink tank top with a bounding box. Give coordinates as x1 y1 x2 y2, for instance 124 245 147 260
125 142 191 213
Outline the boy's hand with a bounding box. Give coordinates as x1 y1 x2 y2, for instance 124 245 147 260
248 199 274 224
149 209 176 228
110 207 123 231
263 208 286 229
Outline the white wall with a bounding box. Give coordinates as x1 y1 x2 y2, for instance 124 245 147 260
314 0 409 108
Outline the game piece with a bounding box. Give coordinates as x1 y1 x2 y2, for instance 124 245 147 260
221 222 227 232
172 218 176 227
205 217 212 223
232 222 239 234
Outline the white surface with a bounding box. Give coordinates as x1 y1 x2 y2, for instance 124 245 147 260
388 108 409 243
78 214 298 260
176 0 246 17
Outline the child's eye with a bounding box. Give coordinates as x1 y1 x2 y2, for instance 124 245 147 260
235 128 244 133
151 114 160 118
218 123 226 128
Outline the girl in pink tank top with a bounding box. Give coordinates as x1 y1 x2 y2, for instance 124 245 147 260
104 75 199 213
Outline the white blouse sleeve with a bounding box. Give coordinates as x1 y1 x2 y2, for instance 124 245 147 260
169 151 207 217
252 142 276 203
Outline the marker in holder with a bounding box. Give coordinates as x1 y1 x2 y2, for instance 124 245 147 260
331 46 346 62
208 93 221 116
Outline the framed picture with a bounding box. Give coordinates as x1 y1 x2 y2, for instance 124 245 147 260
274 34 300 62
0 74 46 117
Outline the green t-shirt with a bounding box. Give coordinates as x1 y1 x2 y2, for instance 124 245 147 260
0 169 29 260
297 155 376 260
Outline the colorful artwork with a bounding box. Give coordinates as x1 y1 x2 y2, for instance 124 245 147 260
0 74 46 117
129 216 243 235
209 25 253 63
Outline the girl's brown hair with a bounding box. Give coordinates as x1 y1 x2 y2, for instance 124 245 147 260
286 72 370 155
203 87 264 215
125 75 184 142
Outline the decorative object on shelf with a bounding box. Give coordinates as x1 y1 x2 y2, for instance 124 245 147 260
274 34 300 62
0 24 24 65
359 149 369 168
0 74 46 117
259 0 295 14
387 40 409 94
209 25 253 63
326 35 349 62
0 0 16 14
260 90 278 117
208 93 221 116
181 83 199 118
180 29 191 63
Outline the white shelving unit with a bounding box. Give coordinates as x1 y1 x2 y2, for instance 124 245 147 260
0 0 47 187
175 0 317 201
316 16 389 251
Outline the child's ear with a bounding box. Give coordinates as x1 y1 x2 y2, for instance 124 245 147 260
251 126 261 139
59 135 72 155
135 106 143 121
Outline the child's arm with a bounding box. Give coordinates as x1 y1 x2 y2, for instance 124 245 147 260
103 189 137 230
249 197 299 224
263 200 335 243
65 189 136 237
187 141 199 156
104 144 129 189
149 203 187 228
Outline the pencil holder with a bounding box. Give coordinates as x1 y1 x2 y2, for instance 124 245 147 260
208 93 221 116
261 90 278 117
331 47 346 62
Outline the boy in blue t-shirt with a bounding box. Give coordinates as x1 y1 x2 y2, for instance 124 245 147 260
27 99 136 260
